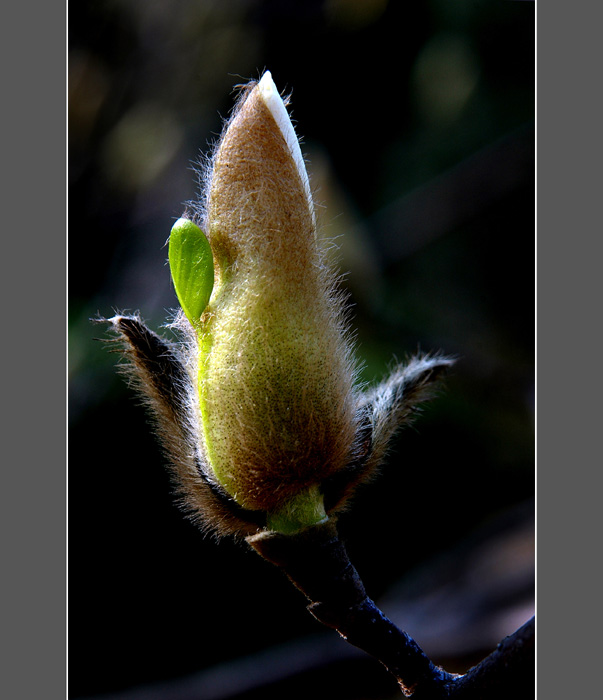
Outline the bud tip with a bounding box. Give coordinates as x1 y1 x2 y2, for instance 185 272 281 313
257 70 313 217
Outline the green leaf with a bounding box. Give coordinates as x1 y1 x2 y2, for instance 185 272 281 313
168 218 214 325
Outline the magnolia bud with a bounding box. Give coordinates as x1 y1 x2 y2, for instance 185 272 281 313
107 72 452 539
173 72 359 531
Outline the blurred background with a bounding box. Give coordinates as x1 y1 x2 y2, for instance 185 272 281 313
69 1 534 698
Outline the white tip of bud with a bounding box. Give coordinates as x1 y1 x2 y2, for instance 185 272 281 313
258 71 314 220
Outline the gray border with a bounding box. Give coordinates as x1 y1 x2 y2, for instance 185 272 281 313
3 3 67 699
537 2 598 699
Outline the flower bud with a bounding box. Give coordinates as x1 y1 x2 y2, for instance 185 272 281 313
181 72 359 528
107 72 452 539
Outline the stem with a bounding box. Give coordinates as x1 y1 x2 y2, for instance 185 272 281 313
246 520 534 698
247 520 452 696
266 486 328 535
440 616 535 700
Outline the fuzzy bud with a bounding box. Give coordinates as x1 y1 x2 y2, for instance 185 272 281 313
177 72 359 530
106 72 452 540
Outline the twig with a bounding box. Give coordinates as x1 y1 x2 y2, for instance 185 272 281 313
247 521 534 698
439 616 535 700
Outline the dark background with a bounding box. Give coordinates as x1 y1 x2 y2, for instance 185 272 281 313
69 1 534 698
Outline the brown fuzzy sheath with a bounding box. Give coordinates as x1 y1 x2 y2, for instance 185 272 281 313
101 314 265 539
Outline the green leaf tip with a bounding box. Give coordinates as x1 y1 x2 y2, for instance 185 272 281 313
168 218 214 326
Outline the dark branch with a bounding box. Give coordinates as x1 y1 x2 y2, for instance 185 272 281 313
248 521 452 697
247 521 534 699
440 616 535 700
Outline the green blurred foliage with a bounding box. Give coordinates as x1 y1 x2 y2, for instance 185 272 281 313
69 1 534 698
